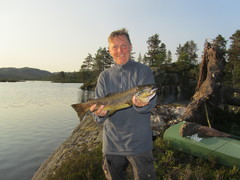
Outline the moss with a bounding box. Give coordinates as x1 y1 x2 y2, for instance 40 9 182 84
47 110 240 180
47 136 240 180
153 137 240 180
46 145 105 180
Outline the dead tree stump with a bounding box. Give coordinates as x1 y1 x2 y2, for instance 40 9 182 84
181 42 226 125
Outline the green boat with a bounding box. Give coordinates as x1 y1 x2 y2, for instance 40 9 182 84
163 121 240 168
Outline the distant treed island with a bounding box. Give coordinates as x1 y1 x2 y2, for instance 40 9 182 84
0 67 52 82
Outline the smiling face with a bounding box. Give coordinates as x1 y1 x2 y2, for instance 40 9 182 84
108 35 132 65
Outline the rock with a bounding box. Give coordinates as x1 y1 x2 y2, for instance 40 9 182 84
151 105 186 133
32 116 102 180
32 105 186 179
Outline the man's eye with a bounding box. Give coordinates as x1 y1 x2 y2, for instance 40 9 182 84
111 44 127 50
121 45 127 48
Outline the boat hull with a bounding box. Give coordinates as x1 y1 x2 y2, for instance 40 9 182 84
163 121 240 168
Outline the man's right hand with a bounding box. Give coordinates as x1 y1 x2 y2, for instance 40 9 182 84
90 104 108 117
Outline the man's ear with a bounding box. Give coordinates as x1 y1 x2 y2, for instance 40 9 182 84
130 44 133 52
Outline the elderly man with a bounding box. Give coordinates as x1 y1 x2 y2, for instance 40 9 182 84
90 28 157 180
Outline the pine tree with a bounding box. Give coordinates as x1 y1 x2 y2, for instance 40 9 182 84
92 47 113 75
146 34 167 67
166 50 172 64
81 53 94 71
176 40 198 65
228 30 240 87
213 34 227 58
137 53 143 63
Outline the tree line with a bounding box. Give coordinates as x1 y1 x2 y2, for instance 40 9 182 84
51 29 240 88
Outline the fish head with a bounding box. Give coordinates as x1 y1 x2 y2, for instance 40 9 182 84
135 84 157 103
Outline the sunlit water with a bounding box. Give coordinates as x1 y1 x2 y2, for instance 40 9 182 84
0 81 191 180
0 81 94 180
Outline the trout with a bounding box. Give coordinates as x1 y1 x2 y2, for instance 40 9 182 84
71 84 157 121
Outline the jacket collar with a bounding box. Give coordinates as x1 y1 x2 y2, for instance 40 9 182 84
113 59 134 69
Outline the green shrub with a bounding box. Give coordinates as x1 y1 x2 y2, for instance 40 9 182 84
47 109 240 180
153 137 240 180
46 145 105 180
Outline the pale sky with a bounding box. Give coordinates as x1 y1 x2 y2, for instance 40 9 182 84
0 0 239 72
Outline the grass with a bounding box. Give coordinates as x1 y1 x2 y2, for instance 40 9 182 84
153 137 240 180
46 145 105 180
47 137 240 180
47 109 240 180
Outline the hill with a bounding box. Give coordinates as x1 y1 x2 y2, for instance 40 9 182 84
0 67 52 81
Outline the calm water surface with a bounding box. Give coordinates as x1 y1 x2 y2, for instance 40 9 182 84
0 81 93 180
0 81 190 180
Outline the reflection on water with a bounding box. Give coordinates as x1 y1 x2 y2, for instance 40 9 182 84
0 81 191 180
0 81 83 180
157 92 192 105
78 90 95 103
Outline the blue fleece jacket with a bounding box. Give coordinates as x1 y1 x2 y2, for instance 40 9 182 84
93 59 157 155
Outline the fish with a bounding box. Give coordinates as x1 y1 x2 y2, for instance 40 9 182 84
71 84 157 121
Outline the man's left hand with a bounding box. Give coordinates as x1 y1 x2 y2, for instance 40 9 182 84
132 95 149 107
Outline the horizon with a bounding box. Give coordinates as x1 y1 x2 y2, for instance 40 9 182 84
1 0 240 72
0 66 70 73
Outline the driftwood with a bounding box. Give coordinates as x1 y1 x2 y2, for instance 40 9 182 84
180 122 233 138
181 42 240 125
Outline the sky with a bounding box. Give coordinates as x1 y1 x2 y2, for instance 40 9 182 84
0 0 239 73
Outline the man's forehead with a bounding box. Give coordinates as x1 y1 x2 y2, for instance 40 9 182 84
110 35 128 43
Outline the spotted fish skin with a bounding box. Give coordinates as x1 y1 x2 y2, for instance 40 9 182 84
71 84 157 121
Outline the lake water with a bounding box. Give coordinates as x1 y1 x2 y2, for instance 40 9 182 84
0 81 190 180
0 81 94 180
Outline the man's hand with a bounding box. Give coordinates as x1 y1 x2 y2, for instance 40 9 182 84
132 95 149 107
90 104 108 117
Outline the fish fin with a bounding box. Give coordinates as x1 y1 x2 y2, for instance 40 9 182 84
105 92 118 97
126 100 133 105
87 98 95 101
71 103 87 122
108 110 116 116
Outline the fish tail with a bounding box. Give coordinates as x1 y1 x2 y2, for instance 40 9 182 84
71 103 88 121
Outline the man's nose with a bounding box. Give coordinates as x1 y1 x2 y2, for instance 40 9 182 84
117 47 123 52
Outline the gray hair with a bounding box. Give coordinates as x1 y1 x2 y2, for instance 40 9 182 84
108 28 132 45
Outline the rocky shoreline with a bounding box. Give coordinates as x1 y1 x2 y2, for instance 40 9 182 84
32 105 186 180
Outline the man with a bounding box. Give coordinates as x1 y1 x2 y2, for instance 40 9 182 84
90 28 157 180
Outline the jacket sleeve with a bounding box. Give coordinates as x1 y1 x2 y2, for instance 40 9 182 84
92 72 108 124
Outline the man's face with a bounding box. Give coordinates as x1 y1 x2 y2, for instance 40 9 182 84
108 35 132 65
